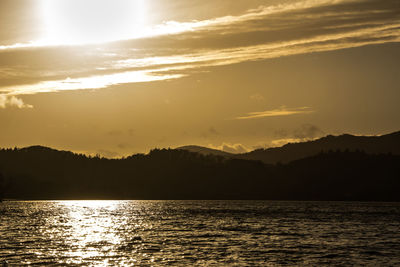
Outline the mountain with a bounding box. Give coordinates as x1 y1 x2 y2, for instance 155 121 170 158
0 145 399 201
176 145 234 157
178 131 400 164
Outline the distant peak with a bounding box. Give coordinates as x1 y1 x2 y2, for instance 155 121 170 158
21 145 56 151
176 145 233 156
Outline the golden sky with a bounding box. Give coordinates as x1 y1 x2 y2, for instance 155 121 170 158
0 0 399 157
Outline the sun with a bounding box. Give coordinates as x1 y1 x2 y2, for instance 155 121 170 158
40 0 147 45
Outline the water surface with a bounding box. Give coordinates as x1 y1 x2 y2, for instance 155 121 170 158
1 200 400 265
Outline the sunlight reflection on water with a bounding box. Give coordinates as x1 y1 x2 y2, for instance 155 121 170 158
1 200 400 265
56 201 123 265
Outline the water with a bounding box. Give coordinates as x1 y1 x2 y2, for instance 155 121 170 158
1 201 400 266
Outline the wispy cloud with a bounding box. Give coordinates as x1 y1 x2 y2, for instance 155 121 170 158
273 124 324 140
0 0 399 106
236 107 314 120
3 70 183 96
0 0 343 50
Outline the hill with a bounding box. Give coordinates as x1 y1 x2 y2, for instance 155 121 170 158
176 145 234 157
0 145 399 201
178 131 400 164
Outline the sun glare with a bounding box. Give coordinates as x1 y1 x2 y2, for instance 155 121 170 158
40 0 147 45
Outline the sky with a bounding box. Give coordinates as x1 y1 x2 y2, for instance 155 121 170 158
0 0 399 157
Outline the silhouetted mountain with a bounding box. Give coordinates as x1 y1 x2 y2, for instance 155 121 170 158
178 131 400 164
0 144 399 201
19 145 82 157
241 131 400 164
176 145 234 157
276 151 400 201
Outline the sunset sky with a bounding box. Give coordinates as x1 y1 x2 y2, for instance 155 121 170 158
0 0 399 157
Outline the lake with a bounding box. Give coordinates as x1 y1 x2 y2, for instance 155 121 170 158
1 200 400 265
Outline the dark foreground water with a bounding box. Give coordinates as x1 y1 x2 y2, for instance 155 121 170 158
1 201 400 266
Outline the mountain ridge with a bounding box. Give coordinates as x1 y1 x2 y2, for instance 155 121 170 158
178 131 400 164
0 131 399 166
0 147 399 201
176 145 235 157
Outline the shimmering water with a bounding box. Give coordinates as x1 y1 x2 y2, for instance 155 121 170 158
1 201 400 266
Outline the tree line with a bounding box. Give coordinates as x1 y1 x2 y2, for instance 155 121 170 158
0 146 399 201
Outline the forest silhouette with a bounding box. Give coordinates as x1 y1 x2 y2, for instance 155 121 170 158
0 132 399 201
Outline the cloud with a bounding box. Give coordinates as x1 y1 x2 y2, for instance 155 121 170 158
270 124 325 146
117 143 131 149
0 95 32 109
274 124 324 139
236 106 314 120
107 130 123 136
208 127 219 136
293 124 325 139
249 93 265 102
209 143 250 154
0 0 398 101
201 126 220 139
0 0 340 50
1 70 183 96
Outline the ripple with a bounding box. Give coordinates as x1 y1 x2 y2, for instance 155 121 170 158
1 200 400 265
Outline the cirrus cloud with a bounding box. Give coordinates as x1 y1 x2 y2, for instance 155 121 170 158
236 106 314 120
0 0 399 107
